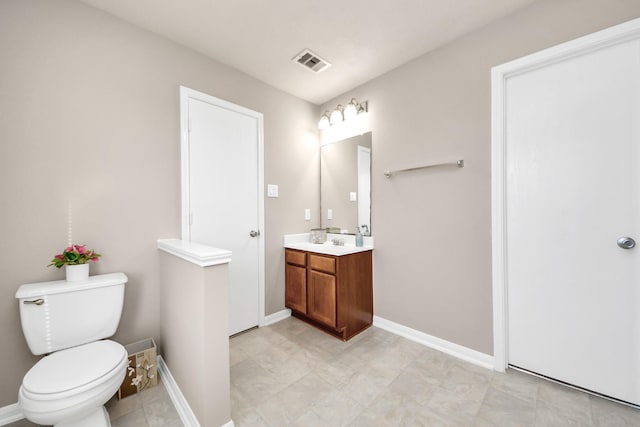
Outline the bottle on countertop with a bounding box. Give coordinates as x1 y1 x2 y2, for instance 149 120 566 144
355 226 364 247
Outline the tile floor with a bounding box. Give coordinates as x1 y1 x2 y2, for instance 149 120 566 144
231 316 640 426
8 317 640 427
6 376 182 427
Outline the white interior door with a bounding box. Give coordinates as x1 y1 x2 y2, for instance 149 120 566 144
183 90 263 336
505 37 640 404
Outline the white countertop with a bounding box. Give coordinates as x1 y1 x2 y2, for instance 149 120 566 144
284 233 374 256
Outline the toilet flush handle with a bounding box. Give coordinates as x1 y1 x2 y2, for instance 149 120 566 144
23 298 44 305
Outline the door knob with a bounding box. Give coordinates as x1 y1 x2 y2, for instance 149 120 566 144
249 230 260 238
617 236 635 249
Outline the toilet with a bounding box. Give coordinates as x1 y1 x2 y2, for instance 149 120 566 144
15 272 129 427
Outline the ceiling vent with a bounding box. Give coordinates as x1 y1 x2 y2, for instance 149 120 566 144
292 49 331 73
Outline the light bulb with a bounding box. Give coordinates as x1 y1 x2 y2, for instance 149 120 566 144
344 99 358 121
329 105 344 125
318 112 330 130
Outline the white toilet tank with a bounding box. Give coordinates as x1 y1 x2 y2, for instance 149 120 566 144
16 273 127 355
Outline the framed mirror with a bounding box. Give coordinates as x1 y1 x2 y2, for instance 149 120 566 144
320 132 372 235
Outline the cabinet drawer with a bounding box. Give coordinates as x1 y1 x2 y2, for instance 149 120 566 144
309 254 335 274
285 249 306 266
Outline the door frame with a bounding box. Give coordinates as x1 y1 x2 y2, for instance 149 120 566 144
179 85 266 327
357 144 371 234
491 18 640 372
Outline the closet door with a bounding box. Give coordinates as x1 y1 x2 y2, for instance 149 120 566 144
505 37 640 405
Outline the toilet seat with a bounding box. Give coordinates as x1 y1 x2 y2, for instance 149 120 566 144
22 340 127 400
19 340 127 426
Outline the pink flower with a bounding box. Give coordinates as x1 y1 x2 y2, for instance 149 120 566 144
48 244 101 269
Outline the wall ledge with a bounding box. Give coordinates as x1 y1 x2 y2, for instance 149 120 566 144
157 239 232 267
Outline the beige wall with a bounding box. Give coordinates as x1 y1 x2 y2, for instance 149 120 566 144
159 252 230 426
320 0 640 355
0 0 317 407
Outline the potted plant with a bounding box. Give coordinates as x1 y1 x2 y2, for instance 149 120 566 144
48 244 101 281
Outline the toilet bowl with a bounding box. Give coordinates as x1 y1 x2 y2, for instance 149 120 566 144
16 273 129 426
19 340 128 426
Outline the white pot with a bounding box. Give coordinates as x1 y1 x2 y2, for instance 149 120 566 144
65 263 90 281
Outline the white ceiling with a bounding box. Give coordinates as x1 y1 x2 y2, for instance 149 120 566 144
80 0 536 105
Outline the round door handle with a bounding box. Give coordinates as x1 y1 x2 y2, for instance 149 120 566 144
617 236 635 249
249 230 260 238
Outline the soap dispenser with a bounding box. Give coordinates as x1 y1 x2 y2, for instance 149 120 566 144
355 226 364 247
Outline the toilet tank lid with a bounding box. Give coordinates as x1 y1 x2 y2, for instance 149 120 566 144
16 272 128 299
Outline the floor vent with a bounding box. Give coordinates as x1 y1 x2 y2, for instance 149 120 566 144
292 49 331 73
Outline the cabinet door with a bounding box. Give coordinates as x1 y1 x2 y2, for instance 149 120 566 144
285 264 307 314
307 270 337 328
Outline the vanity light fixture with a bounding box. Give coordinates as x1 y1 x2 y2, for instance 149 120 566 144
329 104 344 125
318 98 368 129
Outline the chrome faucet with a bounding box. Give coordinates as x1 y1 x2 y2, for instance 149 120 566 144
331 238 345 246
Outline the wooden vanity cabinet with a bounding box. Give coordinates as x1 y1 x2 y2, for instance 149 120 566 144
285 248 373 340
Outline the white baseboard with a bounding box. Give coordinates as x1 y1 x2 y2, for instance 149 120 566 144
0 403 22 426
157 355 201 427
373 315 494 370
158 355 234 427
260 308 291 327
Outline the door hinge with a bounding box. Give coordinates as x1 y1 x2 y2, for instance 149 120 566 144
189 212 194 225
188 119 192 132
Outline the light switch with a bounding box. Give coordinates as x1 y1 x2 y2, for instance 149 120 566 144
304 208 311 221
267 184 279 198
327 209 333 220
350 192 357 202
